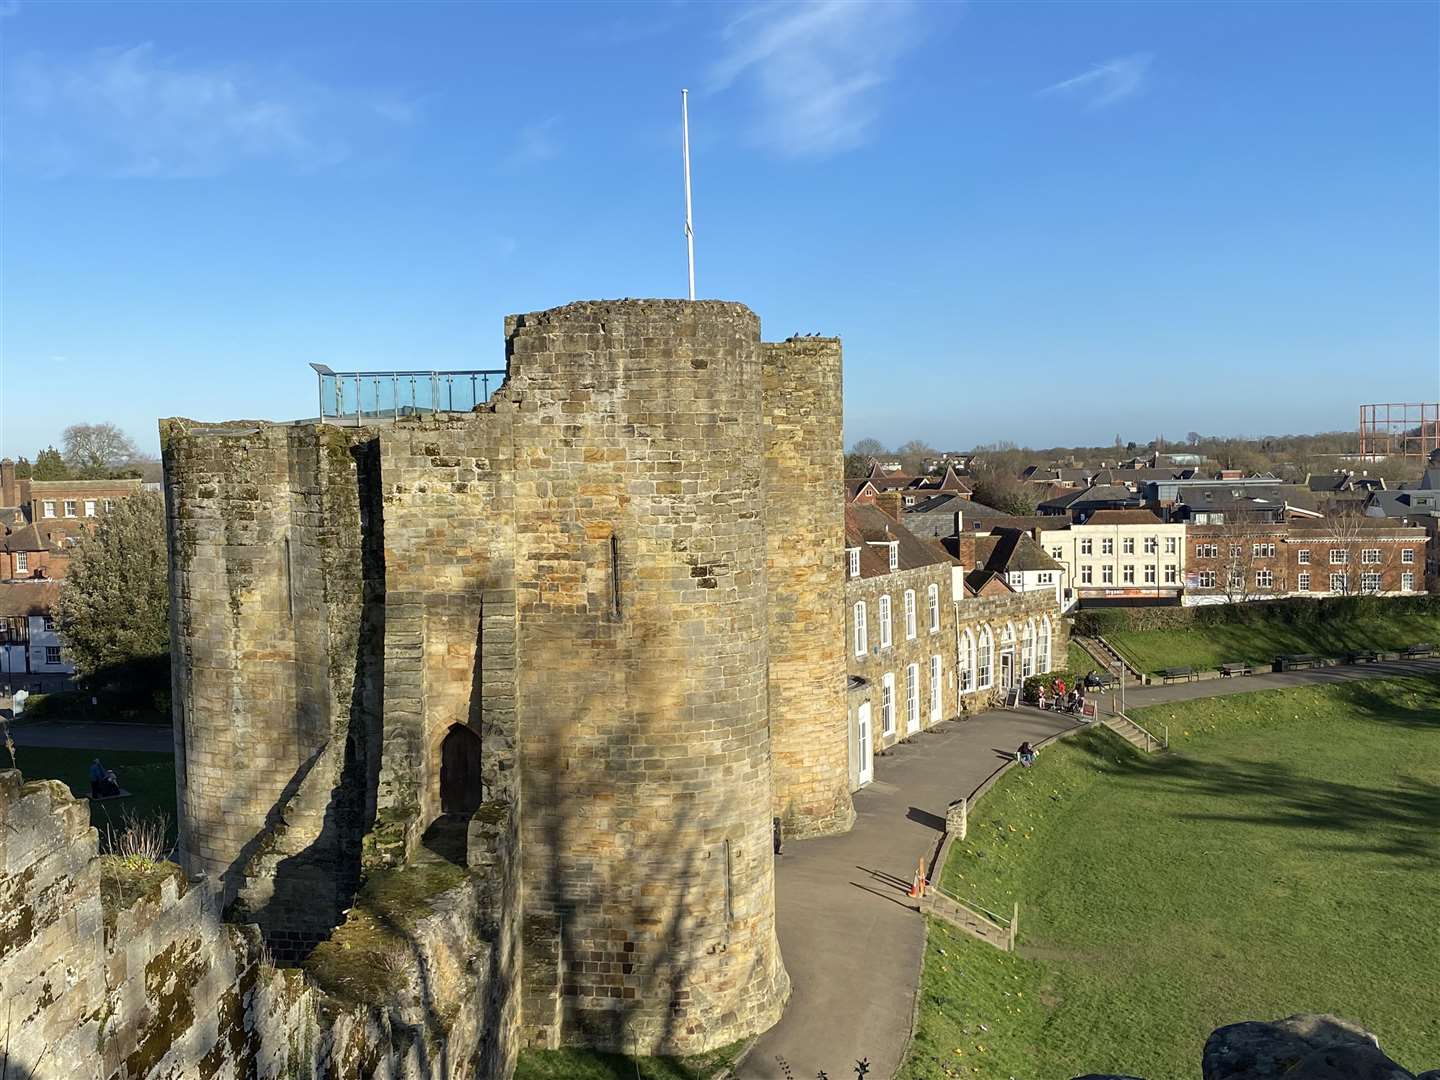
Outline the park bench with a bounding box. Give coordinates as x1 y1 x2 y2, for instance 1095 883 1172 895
1219 662 1252 678
1159 666 1198 684
1345 649 1380 664
1402 642 1435 659
1273 653 1318 672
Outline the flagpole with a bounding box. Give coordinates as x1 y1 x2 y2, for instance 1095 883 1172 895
682 88 695 301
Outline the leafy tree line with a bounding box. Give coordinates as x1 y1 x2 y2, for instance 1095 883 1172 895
11 423 156 481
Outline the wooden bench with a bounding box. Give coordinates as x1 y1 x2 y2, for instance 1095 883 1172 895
1345 649 1380 664
1274 653 1318 672
1159 666 1198 684
1219 663 1252 678
1402 642 1435 659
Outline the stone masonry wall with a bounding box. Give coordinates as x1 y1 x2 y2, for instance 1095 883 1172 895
501 301 787 1055
0 769 516 1080
762 339 854 839
956 588 1070 711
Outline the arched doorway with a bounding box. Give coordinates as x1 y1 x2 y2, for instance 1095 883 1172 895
440 724 483 815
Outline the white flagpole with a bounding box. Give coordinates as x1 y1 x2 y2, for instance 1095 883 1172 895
682 88 695 300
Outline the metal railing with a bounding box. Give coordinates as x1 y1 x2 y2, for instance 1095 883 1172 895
311 364 506 424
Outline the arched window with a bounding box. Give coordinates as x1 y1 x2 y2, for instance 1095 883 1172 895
903 589 917 640
1021 620 1036 679
927 583 940 632
977 625 994 689
1039 615 1052 673
958 628 975 692
853 601 868 657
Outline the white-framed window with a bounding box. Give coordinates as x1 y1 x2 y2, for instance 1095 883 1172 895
881 673 896 734
15 552 28 572
103 499 115 512
1037 571 1053 584
1050 546 1064 560
1198 570 1217 588
1401 548 1415 565
853 601 868 657
42 615 55 631
1230 545 1243 558
42 501 56 518
1165 536 1178 554
1145 564 1157 584
927 584 940 632
1298 572 1310 591
1330 550 1348 565
1361 548 1382 565
1329 572 1348 592
1122 564 1135 584
1081 565 1093 584
929 655 942 721
1122 537 1135 555
1253 543 1275 558
1164 564 1178 584
1039 616 1052 672
905 663 920 731
848 548 861 578
64 500 77 517
1297 549 1310 565
888 543 899 571
45 646 62 665
878 595 893 649
1256 569 1274 589
1101 565 1114 584
1402 572 1415 592
1080 538 1093 555
977 626 994 689
1021 621 1035 678
1360 572 1381 593
1144 536 1158 554
1196 543 1217 558
958 629 975 692
904 589 917 640
1101 538 1114 555
84 499 96 517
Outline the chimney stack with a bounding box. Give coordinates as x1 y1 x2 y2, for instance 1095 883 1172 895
875 491 903 522
0 458 16 508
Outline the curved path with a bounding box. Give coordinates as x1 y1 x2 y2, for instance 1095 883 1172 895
738 658 1440 1080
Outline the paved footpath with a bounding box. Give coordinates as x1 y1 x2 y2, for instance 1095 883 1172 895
4 720 173 753
739 658 1440 1080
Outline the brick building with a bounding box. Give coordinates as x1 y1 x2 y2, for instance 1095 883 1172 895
0 460 142 581
1184 518 1428 602
0 579 73 693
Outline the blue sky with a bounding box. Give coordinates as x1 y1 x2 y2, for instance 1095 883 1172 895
2 0 1437 458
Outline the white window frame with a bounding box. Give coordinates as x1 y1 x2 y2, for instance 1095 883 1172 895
1101 565 1114 584
1081 565 1093 584
848 548 860 578
1144 536 1158 554
958 629 976 692
1164 564 1178 584
878 595 892 649
977 626 994 689
1297 549 1310 565
1198 570 1217 588
853 601 868 657
927 583 940 633
1039 616 1052 672
84 499 97 518
888 543 899 571
15 552 28 572
1330 550 1348 565
929 655 942 721
42 501 56 518
1401 548 1415 565
63 500 77 518
1021 621 1035 678
1360 572 1381 593
1144 564 1157 584
1101 538 1114 555
1402 572 1414 592
881 673 896 734
904 663 920 732
1329 572 1348 592
1361 548 1382 565
1122 537 1135 555
1122 564 1135 584
1256 569 1273 589
904 589 917 640
1298 572 1310 592
1165 536 1178 554
1079 538 1093 555
45 646 62 665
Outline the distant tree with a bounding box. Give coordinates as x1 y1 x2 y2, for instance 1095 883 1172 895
844 453 871 478
969 448 1038 515
850 438 887 458
896 439 936 474
1114 434 1123 448
12 456 32 479
33 446 70 480
63 422 143 479
1187 432 1202 447
56 493 169 684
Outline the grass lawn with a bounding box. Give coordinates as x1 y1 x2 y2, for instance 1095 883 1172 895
1066 640 1094 674
901 675 1440 1080
514 1040 746 1080
1106 609 1440 674
9 745 178 850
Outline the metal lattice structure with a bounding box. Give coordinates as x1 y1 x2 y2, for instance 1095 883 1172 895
1358 402 1440 460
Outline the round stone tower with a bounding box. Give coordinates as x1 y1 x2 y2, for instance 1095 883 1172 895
504 300 789 1054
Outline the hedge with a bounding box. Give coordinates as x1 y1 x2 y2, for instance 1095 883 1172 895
1072 593 1440 638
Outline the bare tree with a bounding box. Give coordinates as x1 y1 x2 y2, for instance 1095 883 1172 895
1315 513 1403 597
1212 516 1287 604
896 439 936 474
850 438 887 458
63 422 142 478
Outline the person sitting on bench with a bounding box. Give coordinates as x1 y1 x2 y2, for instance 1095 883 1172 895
98 768 122 799
1018 741 1037 767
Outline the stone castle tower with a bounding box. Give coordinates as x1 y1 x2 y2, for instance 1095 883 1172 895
162 299 852 1056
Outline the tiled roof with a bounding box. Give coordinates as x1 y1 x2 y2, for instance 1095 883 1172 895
0 580 61 617
1081 509 1164 526
845 503 958 578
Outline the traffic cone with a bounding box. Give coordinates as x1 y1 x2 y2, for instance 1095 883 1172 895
908 857 928 899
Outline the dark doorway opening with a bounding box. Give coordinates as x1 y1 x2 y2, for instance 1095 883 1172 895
440 723 483 815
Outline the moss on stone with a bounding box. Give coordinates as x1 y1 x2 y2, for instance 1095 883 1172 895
96 856 187 937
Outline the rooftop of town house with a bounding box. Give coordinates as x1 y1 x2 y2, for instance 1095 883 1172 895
1072 509 1166 527
1037 484 1142 512
975 529 1064 574
844 502 958 579
0 579 62 617
0 523 72 553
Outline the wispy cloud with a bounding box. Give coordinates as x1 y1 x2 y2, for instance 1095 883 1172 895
708 0 922 158
1039 52 1154 110
4 43 417 177
501 117 561 170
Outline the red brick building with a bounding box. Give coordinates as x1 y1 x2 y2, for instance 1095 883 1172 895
0 460 142 582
